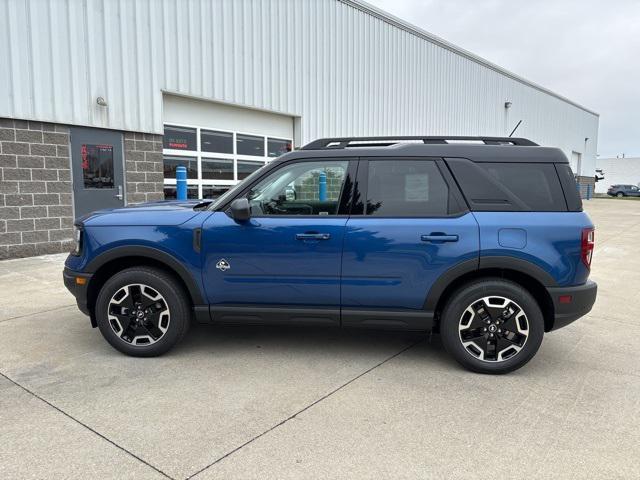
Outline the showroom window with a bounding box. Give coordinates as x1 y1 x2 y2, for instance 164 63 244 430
162 124 292 199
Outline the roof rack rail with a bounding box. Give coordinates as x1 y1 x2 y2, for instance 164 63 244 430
301 136 538 150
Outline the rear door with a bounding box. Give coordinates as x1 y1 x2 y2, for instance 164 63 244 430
341 158 479 329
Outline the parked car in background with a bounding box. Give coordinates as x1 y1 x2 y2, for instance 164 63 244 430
607 184 640 197
64 136 597 374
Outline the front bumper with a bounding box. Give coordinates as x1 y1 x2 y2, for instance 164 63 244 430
547 280 597 331
63 267 93 318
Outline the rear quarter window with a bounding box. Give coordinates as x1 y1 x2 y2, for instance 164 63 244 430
446 158 568 212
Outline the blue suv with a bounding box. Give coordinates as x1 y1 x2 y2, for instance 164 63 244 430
64 136 597 374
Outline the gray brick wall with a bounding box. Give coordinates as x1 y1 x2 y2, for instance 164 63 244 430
0 118 74 259
124 132 164 204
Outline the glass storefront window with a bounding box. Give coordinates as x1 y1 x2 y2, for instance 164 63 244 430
163 186 198 200
236 134 264 156
267 138 292 158
201 130 233 154
202 158 234 180
163 125 197 151
202 185 231 199
237 160 264 180
163 155 197 179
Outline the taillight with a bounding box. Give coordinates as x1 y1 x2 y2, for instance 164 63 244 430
581 228 595 269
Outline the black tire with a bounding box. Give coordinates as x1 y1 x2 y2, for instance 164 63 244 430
616 192 624 197
95 267 191 357
439 278 544 374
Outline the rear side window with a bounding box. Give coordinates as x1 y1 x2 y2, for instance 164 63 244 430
555 164 583 211
365 160 451 216
446 158 567 212
482 163 566 211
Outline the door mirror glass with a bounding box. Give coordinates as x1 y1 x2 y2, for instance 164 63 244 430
229 198 251 222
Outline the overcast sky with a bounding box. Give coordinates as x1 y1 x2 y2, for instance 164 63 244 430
367 0 640 158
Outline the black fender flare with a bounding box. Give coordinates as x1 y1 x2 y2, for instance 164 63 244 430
84 245 205 304
423 255 558 313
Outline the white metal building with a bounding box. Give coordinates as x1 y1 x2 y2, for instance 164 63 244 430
595 157 640 193
0 0 599 258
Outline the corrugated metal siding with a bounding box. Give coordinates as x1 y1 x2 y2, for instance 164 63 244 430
0 0 599 171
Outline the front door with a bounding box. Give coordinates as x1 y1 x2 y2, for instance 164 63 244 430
202 158 353 326
70 127 125 219
341 158 479 328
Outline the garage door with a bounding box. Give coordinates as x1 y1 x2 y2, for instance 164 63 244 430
162 95 295 200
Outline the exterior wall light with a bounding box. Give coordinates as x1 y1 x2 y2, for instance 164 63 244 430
504 101 512 109
96 97 108 107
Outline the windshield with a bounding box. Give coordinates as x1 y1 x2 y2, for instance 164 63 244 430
209 163 270 210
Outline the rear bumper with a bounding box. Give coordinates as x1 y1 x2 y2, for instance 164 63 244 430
63 267 93 318
547 280 597 331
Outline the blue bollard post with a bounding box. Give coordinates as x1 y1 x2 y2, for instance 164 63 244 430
176 166 187 200
318 171 327 201
587 184 591 200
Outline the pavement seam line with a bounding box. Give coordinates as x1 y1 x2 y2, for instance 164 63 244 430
0 304 76 324
0 371 175 480
186 338 424 480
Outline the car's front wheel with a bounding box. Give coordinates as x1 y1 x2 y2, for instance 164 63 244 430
95 267 191 356
440 278 544 374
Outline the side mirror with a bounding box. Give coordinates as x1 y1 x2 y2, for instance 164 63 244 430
229 198 251 223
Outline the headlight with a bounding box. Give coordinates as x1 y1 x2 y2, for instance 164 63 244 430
72 225 83 256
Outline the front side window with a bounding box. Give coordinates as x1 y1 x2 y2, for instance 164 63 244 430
245 160 348 216
366 160 449 216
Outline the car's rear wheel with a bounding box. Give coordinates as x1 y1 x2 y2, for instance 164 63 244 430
95 267 191 356
616 192 624 197
440 278 544 374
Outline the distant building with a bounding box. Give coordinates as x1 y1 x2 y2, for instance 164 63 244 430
595 157 640 193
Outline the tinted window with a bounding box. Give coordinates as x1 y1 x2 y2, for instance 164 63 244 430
163 125 196 151
481 163 566 211
267 138 292 157
201 130 233 154
202 158 233 180
237 134 264 156
555 164 582 211
237 160 264 180
448 159 568 212
163 155 197 179
246 160 348 216
366 160 449 216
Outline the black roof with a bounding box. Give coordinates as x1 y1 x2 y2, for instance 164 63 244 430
282 136 569 163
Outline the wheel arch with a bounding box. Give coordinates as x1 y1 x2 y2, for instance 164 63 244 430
425 257 557 332
84 246 204 327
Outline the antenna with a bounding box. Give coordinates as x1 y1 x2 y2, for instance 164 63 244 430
509 120 522 137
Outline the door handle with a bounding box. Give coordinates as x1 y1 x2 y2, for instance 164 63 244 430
296 233 331 241
115 185 123 200
421 233 459 243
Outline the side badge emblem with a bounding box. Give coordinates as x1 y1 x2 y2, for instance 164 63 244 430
216 259 231 272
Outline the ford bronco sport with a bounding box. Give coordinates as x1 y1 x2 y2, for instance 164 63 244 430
64 136 597 374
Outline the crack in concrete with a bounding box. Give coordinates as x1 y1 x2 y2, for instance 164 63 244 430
0 304 76 324
0 371 175 480
186 338 424 480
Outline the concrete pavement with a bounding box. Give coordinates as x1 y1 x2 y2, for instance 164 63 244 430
1 198 639 479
